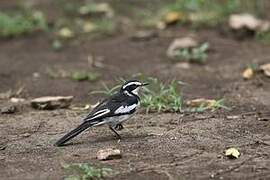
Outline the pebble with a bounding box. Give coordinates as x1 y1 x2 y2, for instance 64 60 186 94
97 148 122 161
1 105 17 114
31 96 73 110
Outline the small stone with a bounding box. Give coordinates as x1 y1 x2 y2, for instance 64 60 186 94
10 97 25 103
260 63 270 77
33 72 40 78
1 105 17 114
130 30 158 41
31 96 73 110
20 133 31 137
175 62 190 69
226 115 239 120
167 37 198 58
229 14 270 32
97 148 121 161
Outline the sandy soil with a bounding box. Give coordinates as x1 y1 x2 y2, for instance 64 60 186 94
0 0 270 179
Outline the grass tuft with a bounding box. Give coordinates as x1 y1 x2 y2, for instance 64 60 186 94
141 78 183 113
175 42 209 63
63 163 113 180
256 31 270 44
0 11 47 38
187 99 231 112
71 71 100 81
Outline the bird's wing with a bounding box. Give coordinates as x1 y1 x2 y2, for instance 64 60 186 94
83 93 130 122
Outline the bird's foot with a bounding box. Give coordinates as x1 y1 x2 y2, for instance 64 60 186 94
109 126 122 139
114 124 124 131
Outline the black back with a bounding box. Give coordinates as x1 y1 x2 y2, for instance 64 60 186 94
83 91 139 123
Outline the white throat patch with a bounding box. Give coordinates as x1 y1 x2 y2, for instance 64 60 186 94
124 90 132 96
131 87 139 95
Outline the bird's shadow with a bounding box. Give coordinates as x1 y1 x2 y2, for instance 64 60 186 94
58 133 150 147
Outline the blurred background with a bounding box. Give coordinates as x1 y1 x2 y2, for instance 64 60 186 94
1 1 270 180
1 0 270 104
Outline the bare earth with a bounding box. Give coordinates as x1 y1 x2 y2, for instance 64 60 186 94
0 0 270 180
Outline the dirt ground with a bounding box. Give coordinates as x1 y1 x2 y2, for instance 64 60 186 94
1 1 270 180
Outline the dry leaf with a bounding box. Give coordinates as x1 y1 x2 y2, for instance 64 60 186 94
58 27 74 38
225 147 240 159
242 67 254 80
82 22 96 33
164 11 183 25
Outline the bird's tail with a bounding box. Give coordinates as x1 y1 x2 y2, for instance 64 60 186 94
54 122 93 146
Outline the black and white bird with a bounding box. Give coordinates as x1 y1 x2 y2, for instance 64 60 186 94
55 80 148 146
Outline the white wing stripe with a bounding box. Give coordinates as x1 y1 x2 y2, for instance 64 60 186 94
89 109 110 120
115 104 137 114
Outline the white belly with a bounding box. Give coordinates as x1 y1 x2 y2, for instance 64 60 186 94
93 114 133 127
106 114 132 126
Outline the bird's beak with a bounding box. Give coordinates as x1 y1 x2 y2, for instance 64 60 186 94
141 82 149 86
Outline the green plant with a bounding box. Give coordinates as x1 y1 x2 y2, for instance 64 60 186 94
188 99 230 112
247 63 259 71
55 1 116 38
93 19 116 35
256 31 270 44
0 11 47 38
175 42 209 63
71 71 100 81
141 78 183 113
63 163 113 180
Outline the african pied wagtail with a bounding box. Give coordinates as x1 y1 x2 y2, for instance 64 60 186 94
55 80 148 146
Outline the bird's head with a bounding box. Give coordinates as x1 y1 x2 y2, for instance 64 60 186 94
120 80 149 96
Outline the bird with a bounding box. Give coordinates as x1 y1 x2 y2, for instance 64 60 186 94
55 80 149 146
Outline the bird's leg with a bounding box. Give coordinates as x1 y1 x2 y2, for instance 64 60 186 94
109 126 122 139
114 124 124 131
